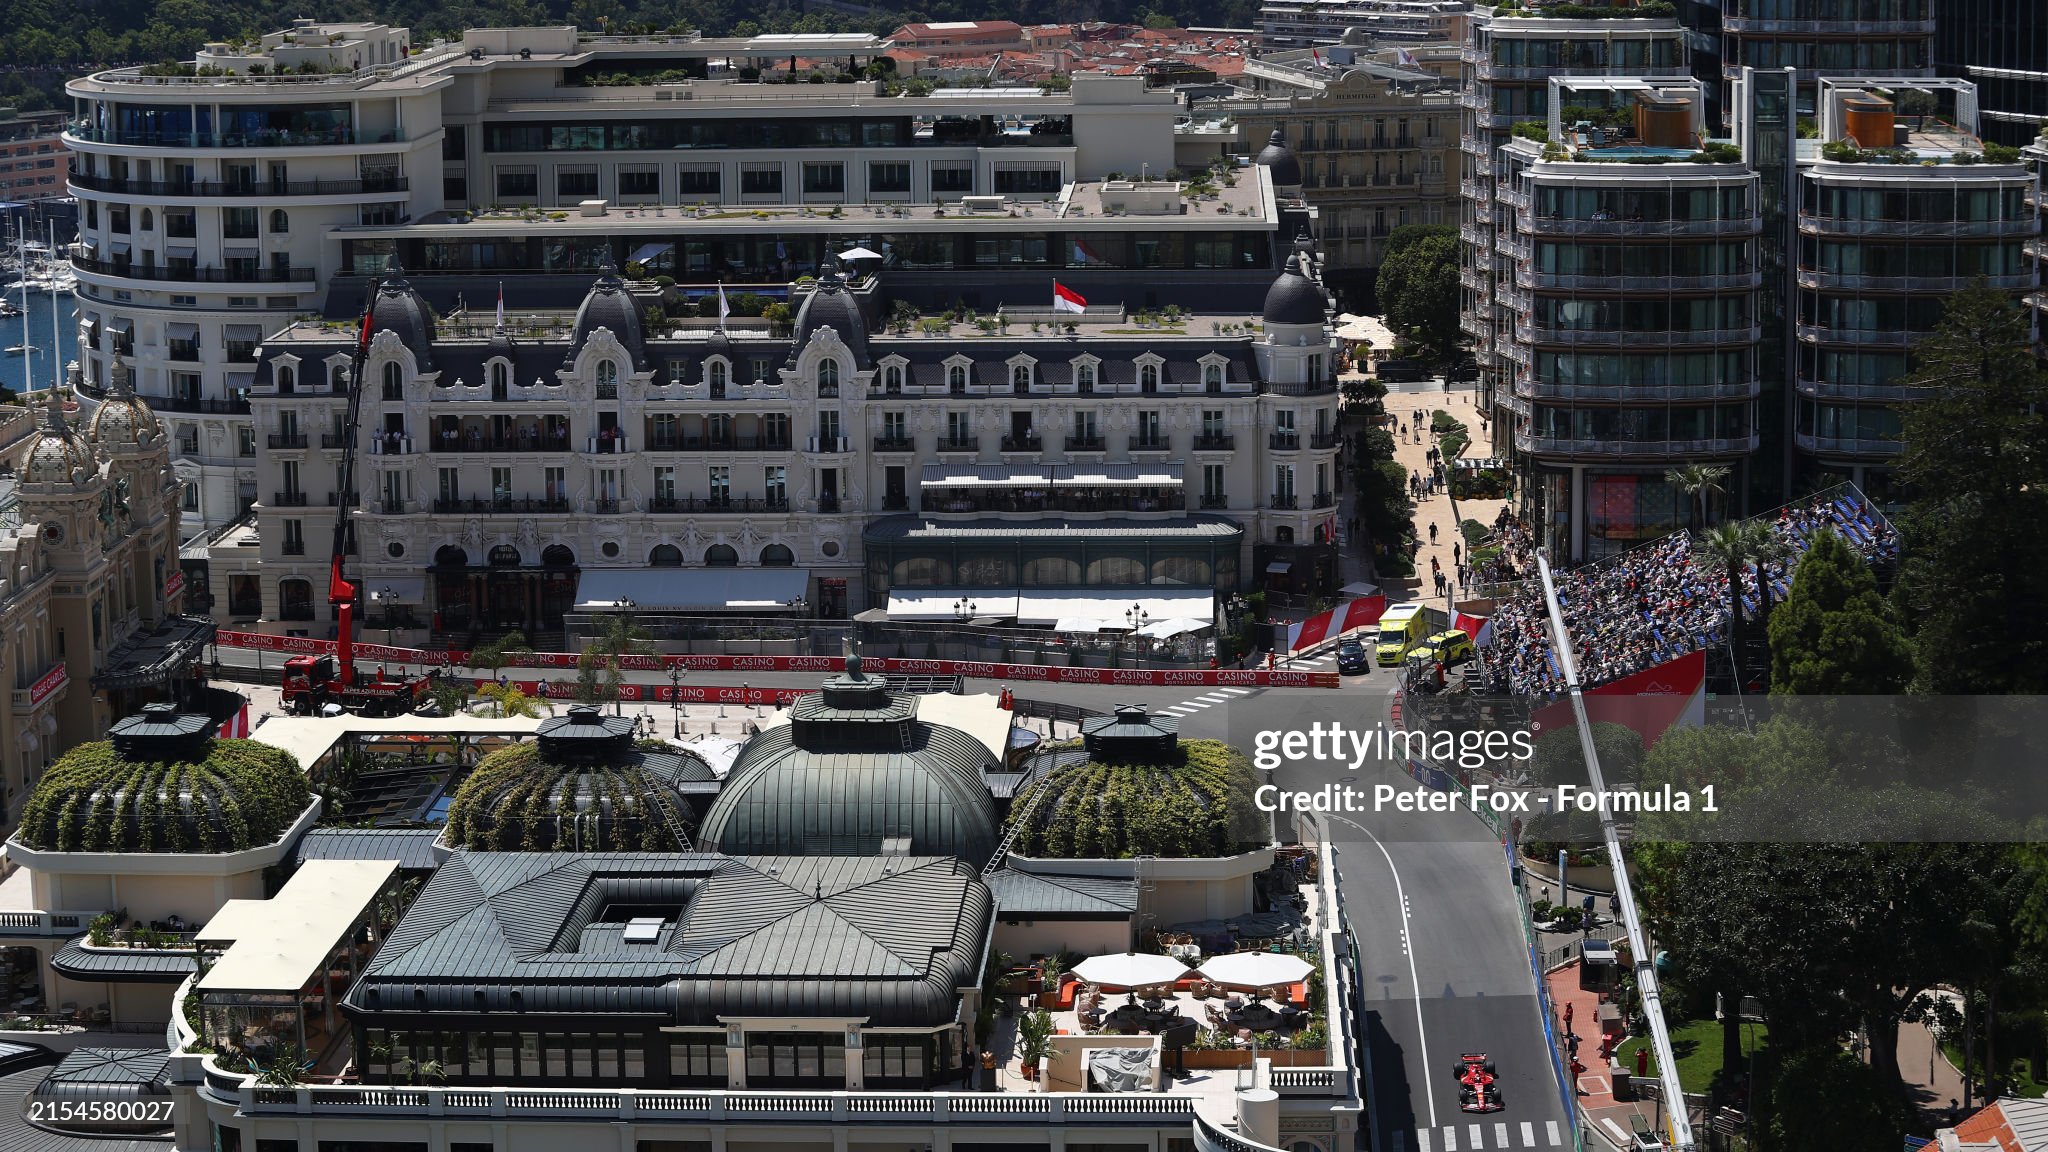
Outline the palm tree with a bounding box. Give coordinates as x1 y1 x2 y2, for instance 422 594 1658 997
1665 463 1730 535
468 630 532 681
578 611 652 712
1694 520 1773 676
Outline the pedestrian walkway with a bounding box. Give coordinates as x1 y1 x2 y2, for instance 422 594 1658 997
1545 958 1664 1148
1377 382 1509 607
1898 1002 1969 1124
1390 1119 1569 1151
1153 685 1254 717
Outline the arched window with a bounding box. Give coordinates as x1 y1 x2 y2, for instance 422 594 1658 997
330 363 346 390
435 545 469 567
649 544 683 567
1076 363 1095 393
383 362 403 395
491 362 508 391
948 364 967 393
884 364 902 393
278 578 312 620
708 360 728 389
140 208 153 231
1012 364 1031 392
705 544 739 567
596 360 619 388
760 543 795 566
1275 526 1294 544
277 365 295 393
541 544 575 567
1140 363 1159 393
818 360 839 393
1203 363 1223 391
269 209 289 233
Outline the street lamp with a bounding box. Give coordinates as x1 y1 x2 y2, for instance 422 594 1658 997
380 586 395 644
669 662 683 738
1125 606 1150 631
954 597 977 622
613 597 637 715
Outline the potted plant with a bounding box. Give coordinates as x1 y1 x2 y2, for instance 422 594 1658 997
1017 1008 1054 1080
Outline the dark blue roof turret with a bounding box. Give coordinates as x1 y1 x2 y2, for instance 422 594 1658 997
1263 253 1329 326
1255 128 1303 189
565 253 649 370
368 262 437 371
789 261 871 369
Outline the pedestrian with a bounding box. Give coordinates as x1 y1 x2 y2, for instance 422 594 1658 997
1540 884 1551 904
1431 556 1441 575
1428 522 1438 544
1564 1002 1574 1028
1608 894 1620 920
1454 542 1462 564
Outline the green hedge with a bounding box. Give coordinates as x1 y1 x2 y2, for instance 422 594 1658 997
444 744 686 852
16 740 308 853
1005 741 1263 859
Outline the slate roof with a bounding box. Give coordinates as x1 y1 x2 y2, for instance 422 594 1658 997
0 1067 165 1152
49 941 197 985
985 870 1138 918
294 827 443 871
347 853 989 1027
38 1049 170 1093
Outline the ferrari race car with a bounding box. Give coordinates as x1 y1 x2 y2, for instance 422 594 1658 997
1452 1052 1503 1113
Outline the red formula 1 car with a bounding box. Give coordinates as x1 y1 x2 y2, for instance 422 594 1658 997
1452 1052 1504 1113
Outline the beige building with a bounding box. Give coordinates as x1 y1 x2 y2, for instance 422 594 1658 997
1221 47 1462 303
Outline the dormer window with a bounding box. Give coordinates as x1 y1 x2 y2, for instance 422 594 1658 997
491 362 508 392
382 361 403 399
1140 363 1159 393
596 360 619 389
708 359 728 391
1204 364 1223 392
948 364 967 394
1011 364 1031 393
277 365 295 393
884 364 903 393
818 360 840 395
1076 363 1095 393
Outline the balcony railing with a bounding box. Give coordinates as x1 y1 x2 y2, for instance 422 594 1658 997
882 495 909 511
647 435 793 452
368 435 415 455
1514 430 1761 457
1793 376 1933 401
266 433 307 449
1311 491 1336 509
809 435 851 453
432 497 574 514
1193 432 1235 450
1515 321 1762 347
1063 435 1105 452
937 436 979 452
271 490 308 506
70 172 409 198
430 435 574 453
66 124 410 149
999 433 1043 453
72 255 317 283
1524 216 1762 237
872 434 915 452
281 541 306 556
1720 15 1933 32
1516 269 1765 292
922 488 1184 515
641 496 791 513
1798 214 2038 238
1199 493 1229 509
1269 431 1301 451
1515 378 1761 402
588 435 629 453
1794 431 1903 456
1309 431 1340 449
1795 322 1923 347
1129 436 1170 452
592 497 625 514
1795 268 2036 293
1270 494 1299 510
320 433 349 449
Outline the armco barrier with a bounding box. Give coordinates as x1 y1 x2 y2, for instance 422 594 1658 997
213 630 1339 689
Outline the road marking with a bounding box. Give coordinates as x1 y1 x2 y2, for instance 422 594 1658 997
1214 686 1251 696
1176 699 1212 709
1442 1127 1456 1152
1157 707 1196 716
1520 1121 1535 1147
1331 811 1435 1128
1546 1122 1561 1146
1470 1124 1482 1148
1495 1123 1508 1148
1196 693 1235 703
1415 1130 1430 1152
1600 1119 1631 1147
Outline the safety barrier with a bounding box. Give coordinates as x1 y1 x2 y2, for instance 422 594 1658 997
213 630 1339 689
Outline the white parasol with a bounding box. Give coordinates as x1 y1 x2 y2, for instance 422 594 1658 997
1072 952 1190 991
1196 951 1313 989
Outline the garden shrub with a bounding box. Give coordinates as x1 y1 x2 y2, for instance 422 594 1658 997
1007 740 1262 858
442 743 694 851
17 740 308 853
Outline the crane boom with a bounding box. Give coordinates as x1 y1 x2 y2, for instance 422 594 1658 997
327 273 385 688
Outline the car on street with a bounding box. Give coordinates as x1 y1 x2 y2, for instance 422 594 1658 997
1336 639 1371 675
1418 628 1476 666
1448 359 1480 383
1453 1052 1503 1112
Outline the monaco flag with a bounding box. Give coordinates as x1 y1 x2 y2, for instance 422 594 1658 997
1286 595 1388 652
1527 649 1707 750
1053 281 1087 314
217 703 251 739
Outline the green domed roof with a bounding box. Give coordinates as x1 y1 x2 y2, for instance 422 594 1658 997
15 737 309 854
698 679 1001 866
443 739 712 852
1005 739 1263 860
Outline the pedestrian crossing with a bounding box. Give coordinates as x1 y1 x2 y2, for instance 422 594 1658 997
1154 686 1252 717
1396 1120 1564 1151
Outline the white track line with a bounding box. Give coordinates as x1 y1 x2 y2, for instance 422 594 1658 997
1545 1122 1561 1146
1338 818 1434 1127
1520 1121 1535 1147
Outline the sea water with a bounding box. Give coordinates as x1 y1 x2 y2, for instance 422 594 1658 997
0 283 82 398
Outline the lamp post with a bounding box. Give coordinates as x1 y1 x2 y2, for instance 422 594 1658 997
954 597 977 622
612 597 636 715
380 586 395 645
669 662 683 738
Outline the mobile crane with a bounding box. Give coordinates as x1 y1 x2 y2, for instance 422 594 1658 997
281 273 440 716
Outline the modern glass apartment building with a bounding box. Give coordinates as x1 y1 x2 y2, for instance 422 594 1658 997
1933 0 2048 146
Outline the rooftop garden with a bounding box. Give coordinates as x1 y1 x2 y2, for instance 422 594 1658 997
442 742 693 851
1495 0 1679 17
1820 139 2021 164
15 740 310 853
1004 739 1264 858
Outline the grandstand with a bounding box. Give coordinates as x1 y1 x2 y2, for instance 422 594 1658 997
1483 485 1899 695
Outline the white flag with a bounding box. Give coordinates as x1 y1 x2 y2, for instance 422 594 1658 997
717 283 731 328
495 282 505 328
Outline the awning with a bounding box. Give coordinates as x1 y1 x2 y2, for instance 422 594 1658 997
91 614 217 691
367 578 427 603
1136 616 1211 639
921 464 1045 487
918 464 1181 487
109 240 131 255
224 324 265 341
1015 588 1214 629
630 242 675 264
167 322 199 340
1266 561 1292 575
198 860 397 995
1054 618 1107 632
111 317 133 336
166 243 197 257
572 568 811 613
886 587 1020 621
1062 465 1181 486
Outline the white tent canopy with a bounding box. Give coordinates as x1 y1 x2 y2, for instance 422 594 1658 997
885 588 1020 621
1015 588 1213 629
198 860 397 994
1073 952 1189 991
1136 616 1212 639
1195 951 1313 990
838 246 882 262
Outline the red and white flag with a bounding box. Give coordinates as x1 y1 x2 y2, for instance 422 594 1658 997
217 704 251 739
1453 610 1494 647
1053 281 1087 314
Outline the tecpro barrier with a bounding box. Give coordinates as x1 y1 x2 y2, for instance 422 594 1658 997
214 631 1340 689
